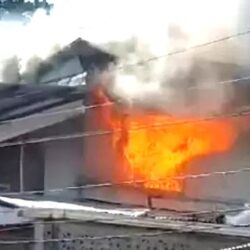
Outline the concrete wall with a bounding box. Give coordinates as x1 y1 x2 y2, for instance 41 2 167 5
0 114 85 195
0 228 33 250
185 132 250 203
0 146 20 192
23 144 44 192
40 221 250 250
44 138 83 198
0 144 44 193
81 88 250 210
82 131 250 210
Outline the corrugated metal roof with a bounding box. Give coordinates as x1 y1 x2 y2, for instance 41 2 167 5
0 84 85 122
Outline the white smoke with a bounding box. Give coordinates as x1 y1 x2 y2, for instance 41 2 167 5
99 0 241 116
0 0 241 115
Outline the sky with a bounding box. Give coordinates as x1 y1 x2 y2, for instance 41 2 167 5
0 0 241 76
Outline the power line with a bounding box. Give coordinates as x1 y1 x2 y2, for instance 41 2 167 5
2 70 250 126
1 61 250 126
1 106 250 148
1 27 249 87
0 73 250 125
116 28 250 69
0 24 248 110
0 230 187 245
0 163 250 197
0 100 113 125
219 243 250 250
0 218 109 233
0 26 249 126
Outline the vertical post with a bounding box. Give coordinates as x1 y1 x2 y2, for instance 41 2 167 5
34 221 44 250
19 144 24 193
146 196 153 209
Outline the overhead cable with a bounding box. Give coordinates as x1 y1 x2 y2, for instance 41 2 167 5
0 164 250 196
219 242 250 250
0 230 186 245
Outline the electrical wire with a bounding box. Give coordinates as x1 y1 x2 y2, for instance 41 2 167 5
0 163 249 196
0 230 189 245
0 29 249 234
0 218 111 233
115 29 250 69
2 71 250 127
219 243 250 250
0 27 250 124
0 101 114 125
1 106 250 149
0 27 249 87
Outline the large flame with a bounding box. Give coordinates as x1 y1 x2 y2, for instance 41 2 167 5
94 88 237 193
111 113 236 192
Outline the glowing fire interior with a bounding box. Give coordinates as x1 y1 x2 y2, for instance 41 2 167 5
95 88 237 192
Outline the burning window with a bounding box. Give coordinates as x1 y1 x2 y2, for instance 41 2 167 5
94 87 237 194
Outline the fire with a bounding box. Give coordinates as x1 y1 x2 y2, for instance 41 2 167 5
110 112 236 192
94 87 237 193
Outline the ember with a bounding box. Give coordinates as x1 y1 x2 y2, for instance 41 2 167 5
95 88 237 193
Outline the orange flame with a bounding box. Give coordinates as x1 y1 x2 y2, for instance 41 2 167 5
94 88 237 193
111 113 236 192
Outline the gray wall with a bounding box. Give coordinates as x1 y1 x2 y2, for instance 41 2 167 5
81 96 250 209
0 144 44 193
40 221 250 250
44 138 83 198
185 132 250 203
0 146 20 192
23 144 44 192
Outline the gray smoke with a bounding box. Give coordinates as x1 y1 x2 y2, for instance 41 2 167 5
100 28 238 117
0 0 242 118
0 56 20 84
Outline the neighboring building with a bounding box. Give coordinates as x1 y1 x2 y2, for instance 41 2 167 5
0 195 249 250
0 38 116 196
0 83 86 195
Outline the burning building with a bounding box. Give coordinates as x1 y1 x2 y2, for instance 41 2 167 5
0 33 249 250
82 54 250 212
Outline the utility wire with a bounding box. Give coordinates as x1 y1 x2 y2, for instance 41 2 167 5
0 218 111 233
0 230 187 245
0 101 114 125
116 29 250 68
219 242 250 250
0 27 250 124
1 27 249 87
2 71 250 126
51 29 250 75
0 107 249 148
0 26 250 124
0 164 250 196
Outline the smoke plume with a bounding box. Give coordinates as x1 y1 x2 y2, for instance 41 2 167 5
98 0 240 116
0 0 242 116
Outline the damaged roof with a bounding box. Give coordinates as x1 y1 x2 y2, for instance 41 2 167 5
0 84 85 122
35 38 117 83
0 38 117 121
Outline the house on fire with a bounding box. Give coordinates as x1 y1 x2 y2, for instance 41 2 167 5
0 37 250 210
2 3 250 249
1 39 250 250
